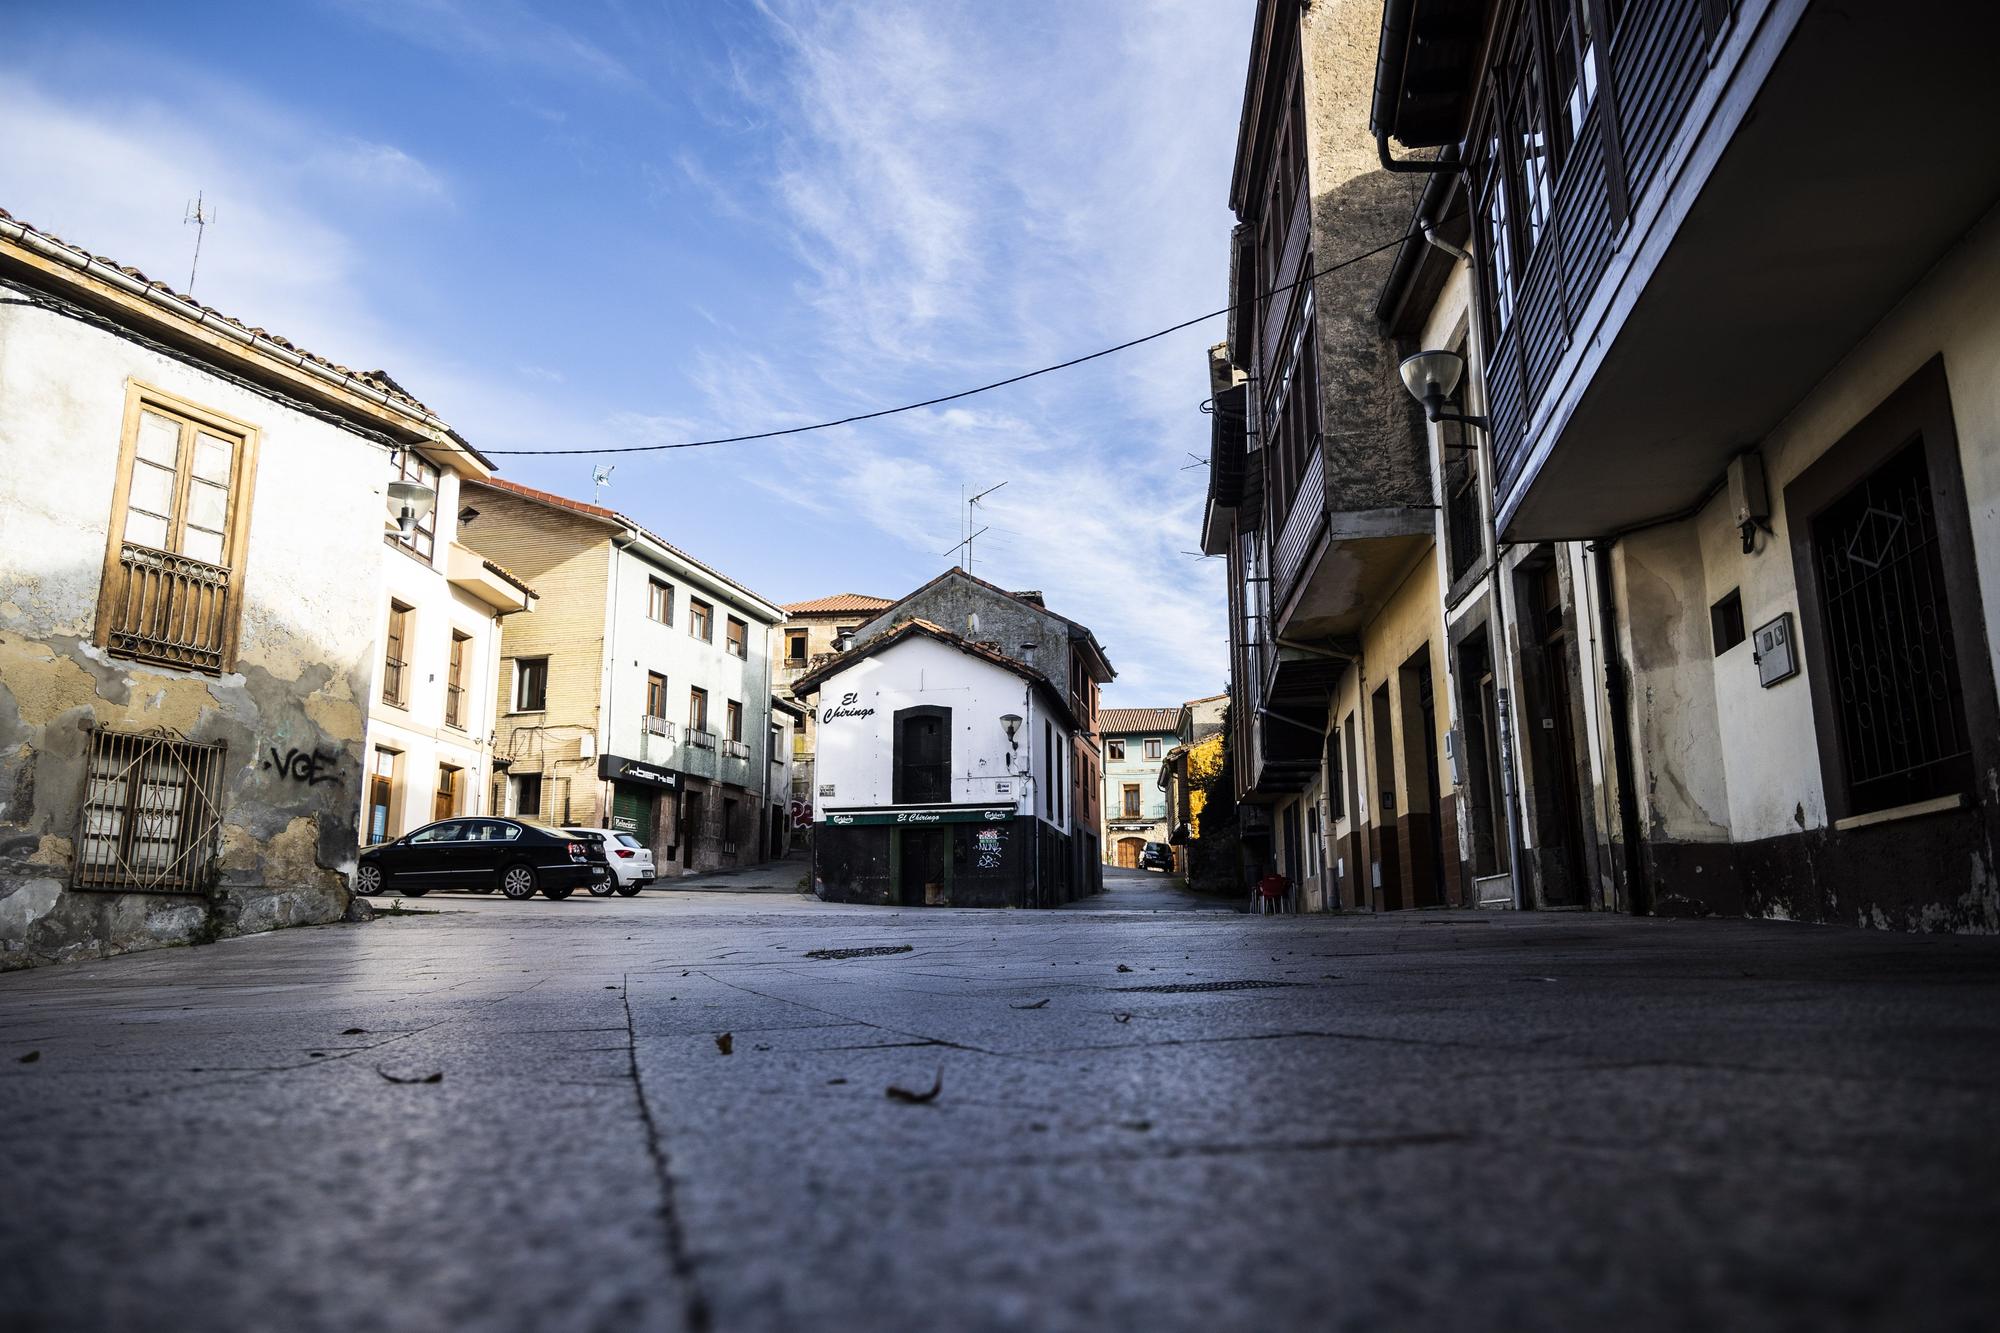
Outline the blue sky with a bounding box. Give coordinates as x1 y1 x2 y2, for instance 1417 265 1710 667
2 0 1251 706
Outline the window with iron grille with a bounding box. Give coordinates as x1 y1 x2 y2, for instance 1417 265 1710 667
1810 440 1973 816
74 728 226 893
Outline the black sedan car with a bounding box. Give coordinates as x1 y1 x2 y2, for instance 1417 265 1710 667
355 818 611 900
1140 841 1175 873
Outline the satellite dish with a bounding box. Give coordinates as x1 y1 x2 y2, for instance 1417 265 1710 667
591 464 615 502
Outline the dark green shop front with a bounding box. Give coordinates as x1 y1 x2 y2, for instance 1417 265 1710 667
598 753 677 837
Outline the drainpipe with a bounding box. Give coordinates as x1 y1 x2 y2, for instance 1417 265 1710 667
1420 217 1527 911
1591 541 1651 914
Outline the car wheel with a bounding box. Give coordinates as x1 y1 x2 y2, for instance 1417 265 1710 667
588 877 617 897
499 864 538 900
615 882 642 897
542 883 574 901
355 864 384 895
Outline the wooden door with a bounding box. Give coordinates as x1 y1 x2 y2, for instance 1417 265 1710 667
1116 836 1143 868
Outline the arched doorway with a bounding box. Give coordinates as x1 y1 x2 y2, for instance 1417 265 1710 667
1115 836 1144 868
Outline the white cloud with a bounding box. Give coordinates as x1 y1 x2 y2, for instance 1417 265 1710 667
685 0 1250 704
328 0 640 90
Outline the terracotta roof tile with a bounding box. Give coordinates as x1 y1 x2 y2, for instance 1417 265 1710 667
1102 707 1181 735
782 593 894 615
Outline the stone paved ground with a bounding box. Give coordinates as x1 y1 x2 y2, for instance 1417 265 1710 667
3 870 1998 1332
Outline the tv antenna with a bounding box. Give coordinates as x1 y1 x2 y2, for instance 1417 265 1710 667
948 480 1007 574
591 463 615 504
183 192 216 295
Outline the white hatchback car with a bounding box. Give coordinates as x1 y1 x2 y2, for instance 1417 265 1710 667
564 828 656 896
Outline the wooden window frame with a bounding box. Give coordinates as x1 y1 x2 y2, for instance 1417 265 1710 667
725 616 748 658
94 380 262 674
1144 737 1163 761
1106 739 1127 761
646 671 669 721
689 597 714 642
785 629 808 664
445 630 471 729
726 699 744 742
648 577 674 625
688 685 709 734
1122 784 1141 818
382 601 413 707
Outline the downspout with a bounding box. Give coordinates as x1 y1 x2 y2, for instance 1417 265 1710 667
1592 541 1651 914
1420 216 1527 911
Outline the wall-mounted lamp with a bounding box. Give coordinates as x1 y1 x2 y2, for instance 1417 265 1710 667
387 479 437 536
1398 349 1488 438
458 505 480 526
999 714 1022 749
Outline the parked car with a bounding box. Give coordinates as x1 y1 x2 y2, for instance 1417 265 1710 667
355 818 610 900
564 827 655 896
1140 841 1174 873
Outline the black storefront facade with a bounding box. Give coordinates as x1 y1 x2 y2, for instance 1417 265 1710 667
813 804 1069 909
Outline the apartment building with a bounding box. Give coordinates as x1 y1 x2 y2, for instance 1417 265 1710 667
458 478 788 875
1099 708 1178 866
775 592 892 815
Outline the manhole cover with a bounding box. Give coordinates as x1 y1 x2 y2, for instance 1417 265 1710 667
803 945 914 960
1112 979 1301 994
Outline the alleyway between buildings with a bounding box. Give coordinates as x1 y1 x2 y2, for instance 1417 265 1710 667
4 895 1996 1331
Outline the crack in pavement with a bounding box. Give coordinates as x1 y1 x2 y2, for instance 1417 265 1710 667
623 973 712 1333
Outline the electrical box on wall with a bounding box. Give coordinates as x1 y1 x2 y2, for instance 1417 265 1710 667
1729 450 1771 554
1752 613 1798 687
1443 727 1464 787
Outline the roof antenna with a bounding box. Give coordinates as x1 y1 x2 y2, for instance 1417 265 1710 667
183 192 215 296
591 463 615 504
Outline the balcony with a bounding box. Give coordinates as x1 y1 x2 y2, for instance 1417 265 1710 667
1267 439 1431 644
643 715 674 738
446 542 535 614
1405 0 2000 538
103 543 232 673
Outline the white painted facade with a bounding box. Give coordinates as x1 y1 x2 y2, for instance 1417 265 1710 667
597 533 783 812
360 460 534 845
810 634 1073 833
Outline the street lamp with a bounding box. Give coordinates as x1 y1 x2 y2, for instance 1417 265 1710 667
387 479 437 536
999 714 1022 748
1398 349 1488 433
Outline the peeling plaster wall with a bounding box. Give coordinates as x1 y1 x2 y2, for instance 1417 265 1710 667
1605 206 2000 931
0 300 384 968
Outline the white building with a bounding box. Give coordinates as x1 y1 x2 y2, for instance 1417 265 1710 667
791 620 1079 908
0 206 458 965
360 444 535 845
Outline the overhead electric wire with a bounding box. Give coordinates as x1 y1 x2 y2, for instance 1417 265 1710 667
473 217 1451 458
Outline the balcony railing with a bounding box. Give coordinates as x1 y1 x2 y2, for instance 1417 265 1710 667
643 715 675 739
105 543 232 673
721 738 751 760
445 682 464 729
686 728 718 751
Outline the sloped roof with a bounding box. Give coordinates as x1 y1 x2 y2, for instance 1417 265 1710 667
788 618 1076 730
854 567 1116 681
1102 707 1181 735
0 206 461 435
782 593 893 615
467 477 781 618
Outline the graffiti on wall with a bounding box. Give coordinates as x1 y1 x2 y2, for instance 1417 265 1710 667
264 745 342 786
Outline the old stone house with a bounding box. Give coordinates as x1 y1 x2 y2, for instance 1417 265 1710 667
0 207 459 965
